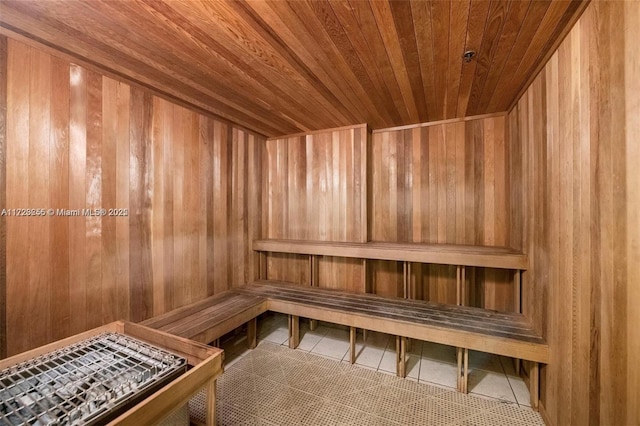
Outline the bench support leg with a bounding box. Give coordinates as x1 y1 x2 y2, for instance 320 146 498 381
529 362 539 411
206 379 216 426
247 317 257 349
288 315 300 349
308 255 319 331
350 326 356 364
457 348 469 393
396 336 407 378
513 270 522 374
362 329 367 341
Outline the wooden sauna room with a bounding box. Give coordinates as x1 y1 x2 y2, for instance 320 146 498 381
0 0 637 425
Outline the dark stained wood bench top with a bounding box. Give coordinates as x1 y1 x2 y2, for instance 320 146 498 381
236 280 548 363
141 291 267 344
253 239 528 270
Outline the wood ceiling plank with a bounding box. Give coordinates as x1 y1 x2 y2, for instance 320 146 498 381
429 0 451 121
328 0 402 126
369 0 421 124
484 1 552 112
489 1 577 111
0 1 289 136
346 0 410 124
466 0 511 116
134 0 338 132
507 0 588 112
475 0 532 113
0 0 588 134
242 0 363 127
446 0 471 119
457 0 492 116
112 0 333 133
410 1 438 127
305 0 396 127
140 0 339 131
84 1 311 133
388 0 430 123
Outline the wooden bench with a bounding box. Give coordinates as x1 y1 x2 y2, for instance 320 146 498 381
235 280 547 408
254 238 526 307
141 291 267 349
140 238 541 408
254 238 529 375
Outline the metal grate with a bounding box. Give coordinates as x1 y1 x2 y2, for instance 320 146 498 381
0 333 187 425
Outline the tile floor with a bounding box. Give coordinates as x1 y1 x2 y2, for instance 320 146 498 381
210 313 543 425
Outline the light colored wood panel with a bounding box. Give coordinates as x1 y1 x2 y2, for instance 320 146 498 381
624 4 640 424
151 96 166 316
27 47 51 349
85 70 102 330
0 36 6 358
68 62 87 337
115 80 131 322
49 55 70 341
101 77 117 325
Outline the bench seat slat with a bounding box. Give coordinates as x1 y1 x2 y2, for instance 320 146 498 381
238 281 530 325
236 280 548 363
236 282 543 342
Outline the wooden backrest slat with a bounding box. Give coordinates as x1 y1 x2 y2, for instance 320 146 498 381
253 239 527 270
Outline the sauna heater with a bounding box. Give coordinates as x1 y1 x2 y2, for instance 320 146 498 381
0 332 187 425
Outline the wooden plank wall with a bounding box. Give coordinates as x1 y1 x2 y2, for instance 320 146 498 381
1 38 264 356
509 2 639 425
370 117 513 310
262 126 368 292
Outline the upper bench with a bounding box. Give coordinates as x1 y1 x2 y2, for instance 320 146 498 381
253 239 527 270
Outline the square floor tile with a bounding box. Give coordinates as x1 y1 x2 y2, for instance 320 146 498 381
354 342 387 369
259 326 290 345
311 334 351 360
419 358 458 389
421 341 457 365
468 370 517 403
469 350 504 374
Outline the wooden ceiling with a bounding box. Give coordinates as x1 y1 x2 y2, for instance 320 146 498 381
0 0 587 137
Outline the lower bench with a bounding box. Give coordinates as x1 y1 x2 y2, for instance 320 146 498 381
142 280 548 409
141 291 267 349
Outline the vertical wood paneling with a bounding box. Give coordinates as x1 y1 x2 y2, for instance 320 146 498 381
6 40 30 353
2 38 265 356
101 78 117 325
371 116 512 309
115 81 130 322
49 56 70 340
85 70 102 330
129 88 153 323
509 2 639 424
0 36 7 358
263 126 368 291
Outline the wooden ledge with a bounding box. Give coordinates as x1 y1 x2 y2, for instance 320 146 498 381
253 239 527 270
